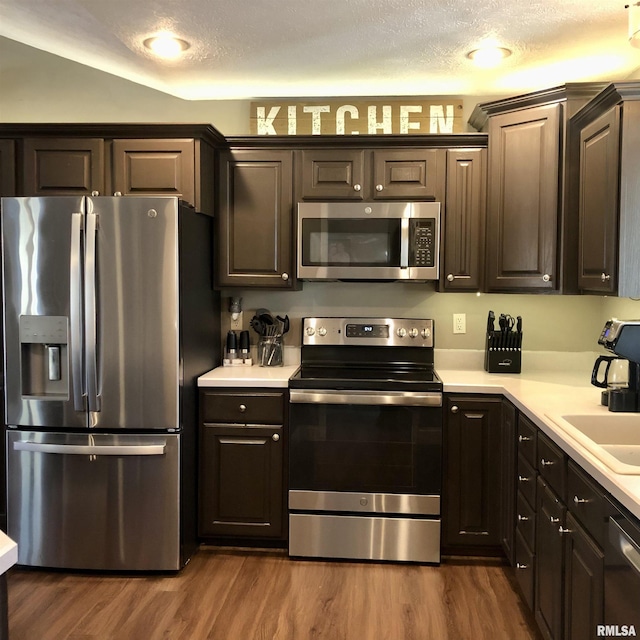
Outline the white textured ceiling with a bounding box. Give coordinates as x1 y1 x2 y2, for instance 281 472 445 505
1 0 639 100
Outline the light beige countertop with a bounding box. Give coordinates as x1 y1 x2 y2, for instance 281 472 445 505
198 364 300 388
0 531 17 575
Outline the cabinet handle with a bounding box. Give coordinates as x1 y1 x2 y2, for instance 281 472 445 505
272 433 280 442
558 526 572 535
447 274 455 282
239 404 247 412
281 273 289 281
549 515 560 524
375 184 384 192
353 184 362 192
542 274 551 282
91 190 100 197
517 514 529 522
540 458 554 467
518 475 531 483
573 495 589 504
113 191 122 197
601 273 611 282
516 562 528 570
518 435 532 443
450 405 459 414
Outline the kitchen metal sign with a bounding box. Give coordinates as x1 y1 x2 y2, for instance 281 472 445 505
250 98 464 135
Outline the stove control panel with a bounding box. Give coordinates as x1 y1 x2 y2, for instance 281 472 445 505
302 317 434 347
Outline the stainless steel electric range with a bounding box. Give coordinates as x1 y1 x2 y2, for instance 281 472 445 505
288 317 443 564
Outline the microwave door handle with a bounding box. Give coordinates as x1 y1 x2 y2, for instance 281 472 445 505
400 218 409 268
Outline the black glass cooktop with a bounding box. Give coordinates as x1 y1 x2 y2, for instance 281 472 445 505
289 365 442 392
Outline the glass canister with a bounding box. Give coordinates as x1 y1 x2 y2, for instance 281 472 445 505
258 335 284 367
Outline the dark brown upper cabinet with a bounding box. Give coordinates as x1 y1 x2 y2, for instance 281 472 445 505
0 139 17 197
111 138 196 206
470 83 607 293
441 148 486 291
0 124 223 214
298 147 446 201
23 137 105 196
569 82 640 298
217 148 296 289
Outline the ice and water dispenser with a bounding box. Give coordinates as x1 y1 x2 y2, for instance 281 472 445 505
19 315 69 397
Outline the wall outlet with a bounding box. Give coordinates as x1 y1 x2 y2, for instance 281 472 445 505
453 313 466 334
231 311 243 330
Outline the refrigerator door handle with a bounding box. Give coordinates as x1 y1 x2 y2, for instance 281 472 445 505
13 440 166 456
85 210 100 413
70 212 85 411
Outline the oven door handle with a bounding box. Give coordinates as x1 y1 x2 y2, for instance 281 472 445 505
610 517 640 576
289 389 442 407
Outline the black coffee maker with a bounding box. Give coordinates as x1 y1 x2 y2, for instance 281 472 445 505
596 319 640 412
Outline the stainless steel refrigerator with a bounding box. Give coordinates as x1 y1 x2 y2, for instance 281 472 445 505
1 195 220 571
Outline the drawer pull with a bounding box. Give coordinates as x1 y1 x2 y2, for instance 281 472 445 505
549 516 560 524
517 514 529 522
518 435 532 443
272 433 280 442
573 495 590 504
540 458 554 467
239 404 247 413
559 526 572 535
518 475 531 483
516 562 528 570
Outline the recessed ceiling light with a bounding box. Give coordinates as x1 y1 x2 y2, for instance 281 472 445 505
143 34 190 59
466 46 512 68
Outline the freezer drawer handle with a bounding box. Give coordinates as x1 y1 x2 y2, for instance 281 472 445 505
13 441 166 456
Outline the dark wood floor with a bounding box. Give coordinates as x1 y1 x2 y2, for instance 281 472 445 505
7 547 539 639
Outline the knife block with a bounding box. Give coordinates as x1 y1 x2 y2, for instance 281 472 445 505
484 335 522 374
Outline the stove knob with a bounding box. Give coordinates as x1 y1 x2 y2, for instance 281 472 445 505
317 326 327 337
409 328 419 338
396 327 407 338
421 328 431 339
305 326 316 336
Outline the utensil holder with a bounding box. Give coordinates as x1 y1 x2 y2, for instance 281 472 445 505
258 335 283 367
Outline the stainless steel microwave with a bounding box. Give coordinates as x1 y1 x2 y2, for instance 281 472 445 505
297 201 440 281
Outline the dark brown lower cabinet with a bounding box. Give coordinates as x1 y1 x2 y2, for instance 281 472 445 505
563 512 604 640
443 395 503 552
199 423 284 539
535 478 566 640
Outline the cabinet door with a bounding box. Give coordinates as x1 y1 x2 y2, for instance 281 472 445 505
577 107 620 293
111 139 196 207
371 149 446 200
199 424 284 538
218 150 295 288
23 137 105 195
535 478 566 640
299 149 365 200
486 104 561 291
0 139 16 197
442 148 486 290
563 513 604 640
443 396 503 550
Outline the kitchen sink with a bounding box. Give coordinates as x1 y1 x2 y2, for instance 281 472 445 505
546 413 640 475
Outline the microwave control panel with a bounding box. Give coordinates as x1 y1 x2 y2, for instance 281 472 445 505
409 219 435 267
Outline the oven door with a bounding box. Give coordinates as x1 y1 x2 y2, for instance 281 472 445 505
289 389 442 503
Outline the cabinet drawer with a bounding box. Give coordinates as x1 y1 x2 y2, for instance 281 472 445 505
567 461 608 547
517 454 537 509
517 414 537 467
538 432 567 500
514 528 535 611
516 490 536 550
201 391 285 424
